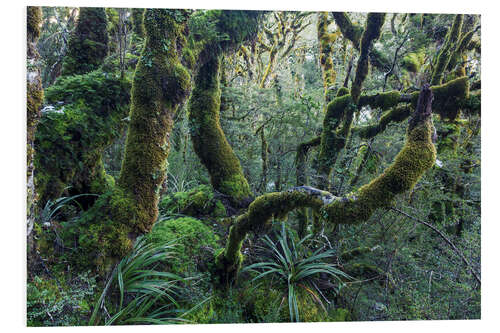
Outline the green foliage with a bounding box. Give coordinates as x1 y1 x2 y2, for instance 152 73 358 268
27 272 97 326
89 236 198 325
242 224 351 322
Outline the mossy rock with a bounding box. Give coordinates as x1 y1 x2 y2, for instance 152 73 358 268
145 217 220 275
159 184 226 218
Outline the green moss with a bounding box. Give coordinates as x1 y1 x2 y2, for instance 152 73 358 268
351 13 386 104
159 184 226 218
61 8 109 76
332 12 363 48
317 12 338 107
317 94 356 185
355 105 412 139
27 6 42 39
118 9 192 233
402 52 424 73
34 70 131 207
144 217 220 274
430 14 463 85
188 54 252 205
358 90 402 111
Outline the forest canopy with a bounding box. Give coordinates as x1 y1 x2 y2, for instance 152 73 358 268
26 7 480 326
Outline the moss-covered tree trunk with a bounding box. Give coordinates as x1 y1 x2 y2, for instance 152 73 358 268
119 9 191 233
61 7 109 76
188 52 252 207
27 6 43 272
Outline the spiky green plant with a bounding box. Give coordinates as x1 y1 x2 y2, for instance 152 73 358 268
242 224 351 322
89 236 202 325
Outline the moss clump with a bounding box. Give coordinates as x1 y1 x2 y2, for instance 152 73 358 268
34 70 131 207
144 217 220 275
61 7 109 76
69 187 137 273
159 184 226 218
118 9 192 234
188 54 252 206
402 52 425 73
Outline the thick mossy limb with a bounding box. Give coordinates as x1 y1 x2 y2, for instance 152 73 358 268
354 105 413 139
119 9 191 233
430 14 463 85
217 85 436 282
317 94 356 187
332 12 363 48
332 12 390 71
61 7 109 76
188 54 252 206
351 13 386 104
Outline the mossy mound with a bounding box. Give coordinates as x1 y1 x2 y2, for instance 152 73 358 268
34 70 131 207
159 185 227 218
144 217 220 275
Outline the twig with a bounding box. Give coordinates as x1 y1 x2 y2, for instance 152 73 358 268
390 207 481 285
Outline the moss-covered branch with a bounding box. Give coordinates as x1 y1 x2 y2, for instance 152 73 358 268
353 105 412 139
351 13 386 104
317 12 340 105
217 84 437 283
332 12 390 71
430 14 463 85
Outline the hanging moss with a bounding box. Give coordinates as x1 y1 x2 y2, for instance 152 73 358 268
119 9 192 234
188 54 252 206
61 7 109 76
34 70 131 207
